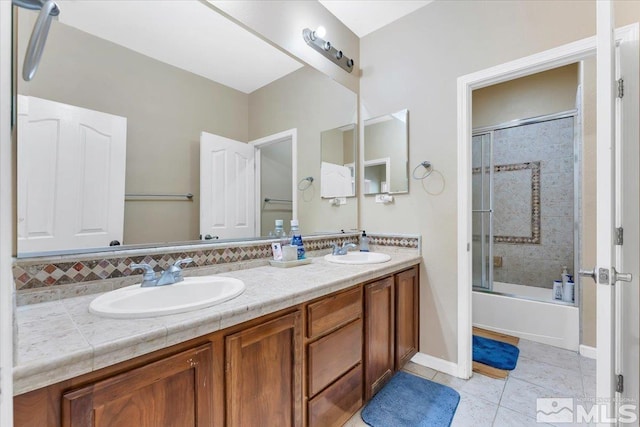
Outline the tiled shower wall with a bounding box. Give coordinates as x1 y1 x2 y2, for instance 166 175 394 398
492 117 575 288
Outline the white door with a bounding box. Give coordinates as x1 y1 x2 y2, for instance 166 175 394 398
592 4 638 422
17 95 127 253
200 132 255 240
614 24 640 425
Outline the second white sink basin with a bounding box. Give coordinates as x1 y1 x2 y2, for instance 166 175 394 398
324 252 391 265
89 276 245 319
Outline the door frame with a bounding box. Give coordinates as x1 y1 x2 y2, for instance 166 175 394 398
456 24 639 382
0 0 13 423
250 128 297 237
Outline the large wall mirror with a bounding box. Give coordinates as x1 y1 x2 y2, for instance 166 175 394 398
15 0 357 257
363 109 409 195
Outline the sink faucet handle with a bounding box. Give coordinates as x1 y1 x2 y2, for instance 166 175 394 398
174 258 193 268
331 243 341 255
130 263 156 280
167 258 193 284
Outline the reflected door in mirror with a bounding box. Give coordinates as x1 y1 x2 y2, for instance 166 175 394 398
17 95 127 254
200 132 255 240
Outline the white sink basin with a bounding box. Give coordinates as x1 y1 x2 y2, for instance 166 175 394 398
89 276 245 319
324 252 391 265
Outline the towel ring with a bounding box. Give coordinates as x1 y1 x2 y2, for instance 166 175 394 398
412 161 433 180
297 176 314 191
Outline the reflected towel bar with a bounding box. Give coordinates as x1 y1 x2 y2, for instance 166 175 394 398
125 193 193 201
264 198 292 204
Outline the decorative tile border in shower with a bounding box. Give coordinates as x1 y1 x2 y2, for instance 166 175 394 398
473 161 540 245
13 232 420 297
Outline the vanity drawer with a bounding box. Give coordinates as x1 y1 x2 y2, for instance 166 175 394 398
308 318 362 397
307 286 362 339
308 363 363 427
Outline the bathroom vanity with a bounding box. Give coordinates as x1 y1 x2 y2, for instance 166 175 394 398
13 250 420 427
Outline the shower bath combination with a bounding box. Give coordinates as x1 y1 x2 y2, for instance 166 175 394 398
471 113 580 350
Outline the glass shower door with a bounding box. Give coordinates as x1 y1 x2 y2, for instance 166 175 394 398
472 133 493 291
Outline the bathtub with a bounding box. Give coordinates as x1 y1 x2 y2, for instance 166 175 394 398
472 281 579 351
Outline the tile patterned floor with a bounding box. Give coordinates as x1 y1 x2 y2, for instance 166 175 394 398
344 339 597 426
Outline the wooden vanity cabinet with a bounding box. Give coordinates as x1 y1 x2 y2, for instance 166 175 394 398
14 264 420 427
225 311 302 427
61 343 213 427
305 287 363 427
395 266 419 369
364 265 420 400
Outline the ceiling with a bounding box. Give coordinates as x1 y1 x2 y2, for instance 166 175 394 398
54 0 432 94
56 0 303 94
318 0 433 38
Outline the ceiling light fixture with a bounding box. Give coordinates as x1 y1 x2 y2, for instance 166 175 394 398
302 27 354 73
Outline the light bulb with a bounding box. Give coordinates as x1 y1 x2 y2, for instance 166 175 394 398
315 26 326 38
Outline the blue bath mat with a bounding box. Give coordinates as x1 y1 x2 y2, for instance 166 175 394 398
473 335 520 370
361 371 460 427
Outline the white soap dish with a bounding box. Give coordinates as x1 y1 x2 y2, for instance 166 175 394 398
269 258 312 268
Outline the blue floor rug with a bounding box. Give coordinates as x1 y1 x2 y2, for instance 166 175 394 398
361 371 460 427
472 335 520 370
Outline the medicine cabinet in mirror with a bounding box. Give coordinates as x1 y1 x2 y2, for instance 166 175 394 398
14 0 357 257
320 123 356 198
363 109 409 195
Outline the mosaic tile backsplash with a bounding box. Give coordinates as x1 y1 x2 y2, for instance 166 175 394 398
14 233 420 305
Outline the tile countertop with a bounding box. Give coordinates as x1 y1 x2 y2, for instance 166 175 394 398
14 251 421 396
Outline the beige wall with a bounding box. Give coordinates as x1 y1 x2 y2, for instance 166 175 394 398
344 129 356 164
321 128 346 165
472 63 579 128
359 0 607 362
260 141 293 235
364 117 408 193
17 13 249 245
249 67 358 234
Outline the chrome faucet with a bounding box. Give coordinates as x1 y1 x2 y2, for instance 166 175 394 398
331 242 357 256
130 258 193 287
156 258 193 286
129 263 158 287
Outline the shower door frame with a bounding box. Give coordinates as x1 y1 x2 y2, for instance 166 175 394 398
471 111 580 305
471 131 494 292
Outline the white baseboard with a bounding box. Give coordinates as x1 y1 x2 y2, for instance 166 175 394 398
579 344 597 359
410 352 459 377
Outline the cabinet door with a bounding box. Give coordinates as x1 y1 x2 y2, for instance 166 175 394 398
61 344 213 427
364 277 394 400
225 311 302 427
395 266 419 369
